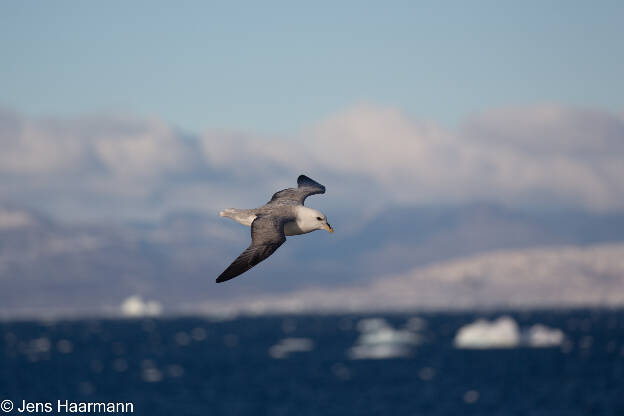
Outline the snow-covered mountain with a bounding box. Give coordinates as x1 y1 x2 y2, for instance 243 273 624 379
200 243 624 315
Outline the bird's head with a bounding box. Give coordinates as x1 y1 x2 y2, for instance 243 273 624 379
303 208 334 233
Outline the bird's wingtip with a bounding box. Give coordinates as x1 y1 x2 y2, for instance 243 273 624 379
216 271 234 283
297 174 324 190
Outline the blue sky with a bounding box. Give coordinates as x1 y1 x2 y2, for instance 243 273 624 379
1 1 624 222
1 1 623 135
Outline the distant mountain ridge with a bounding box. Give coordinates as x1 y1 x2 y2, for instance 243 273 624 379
196 242 624 315
1 203 624 317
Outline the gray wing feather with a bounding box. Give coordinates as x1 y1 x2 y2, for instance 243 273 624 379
268 175 326 206
216 216 286 283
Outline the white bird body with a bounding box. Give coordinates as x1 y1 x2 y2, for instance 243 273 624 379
220 206 326 236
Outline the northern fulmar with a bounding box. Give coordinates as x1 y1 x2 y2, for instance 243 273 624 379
217 175 333 283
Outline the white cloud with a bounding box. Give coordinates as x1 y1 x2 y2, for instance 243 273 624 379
0 111 88 174
1 103 623 221
92 119 193 176
305 104 624 211
0 111 200 177
0 207 35 229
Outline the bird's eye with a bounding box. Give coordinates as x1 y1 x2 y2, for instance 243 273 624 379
316 217 322 221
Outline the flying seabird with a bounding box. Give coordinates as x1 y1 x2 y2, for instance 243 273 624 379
217 175 333 283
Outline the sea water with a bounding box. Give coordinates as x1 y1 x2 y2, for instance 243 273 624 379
1 309 623 415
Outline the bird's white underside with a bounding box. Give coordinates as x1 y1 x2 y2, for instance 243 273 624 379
220 206 317 236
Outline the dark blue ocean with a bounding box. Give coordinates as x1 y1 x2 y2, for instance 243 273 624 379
1 309 624 416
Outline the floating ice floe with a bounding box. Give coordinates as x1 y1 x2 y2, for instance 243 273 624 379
141 360 163 383
120 295 163 318
356 318 389 333
30 337 51 353
404 316 427 332
526 324 565 347
269 338 314 359
453 316 565 349
56 339 74 354
20 337 52 362
349 343 413 360
453 316 520 349
349 318 422 360
358 325 420 346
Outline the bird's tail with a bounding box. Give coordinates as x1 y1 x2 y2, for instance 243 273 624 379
219 208 237 218
219 208 256 227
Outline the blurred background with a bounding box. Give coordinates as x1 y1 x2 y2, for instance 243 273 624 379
1 1 624 415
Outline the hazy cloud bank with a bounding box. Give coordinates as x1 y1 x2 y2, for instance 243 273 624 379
1 104 623 222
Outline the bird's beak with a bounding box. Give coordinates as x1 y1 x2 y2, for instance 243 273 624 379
325 223 334 233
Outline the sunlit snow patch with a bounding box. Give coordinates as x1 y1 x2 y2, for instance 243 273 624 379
454 316 565 349
349 318 422 360
268 338 314 359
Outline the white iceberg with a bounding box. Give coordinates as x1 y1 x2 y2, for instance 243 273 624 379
453 316 520 349
348 317 421 359
356 318 390 332
268 338 314 359
526 324 565 347
404 316 427 332
348 344 412 360
359 327 420 346
120 295 163 318
454 316 566 349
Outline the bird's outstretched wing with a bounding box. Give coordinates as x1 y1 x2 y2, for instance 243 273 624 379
268 175 326 206
216 215 286 283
